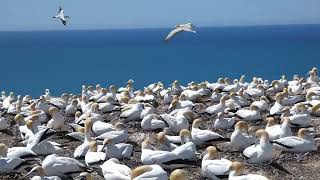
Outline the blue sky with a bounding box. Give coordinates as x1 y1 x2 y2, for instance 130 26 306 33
1 0 320 31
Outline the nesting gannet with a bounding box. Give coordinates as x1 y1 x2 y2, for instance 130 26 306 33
272 128 316 152
202 146 232 179
47 107 65 130
95 123 128 144
67 125 85 141
266 80 285 94
0 115 12 131
160 110 192 133
213 112 235 129
49 93 69 109
172 129 196 161
244 85 265 98
165 23 196 41
242 129 272 164
168 98 194 111
228 161 269 180
141 114 167 130
24 165 61 180
230 121 255 151
36 96 50 114
205 95 228 114
171 80 184 95
235 104 261 121
211 88 223 103
169 169 188 180
265 117 292 141
251 96 269 111
98 96 119 113
52 6 70 26
65 99 78 116
89 88 108 102
26 154 91 178
101 138 133 159
131 165 167 180
157 132 178 151
2 92 15 109
289 103 311 127
311 103 320 116
270 92 284 115
100 158 131 180
91 121 116 136
85 141 106 167
120 103 144 121
0 143 28 174
191 119 226 144
74 119 93 159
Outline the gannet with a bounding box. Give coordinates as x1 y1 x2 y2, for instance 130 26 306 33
74 119 93 159
47 107 65 130
2 92 15 109
205 95 228 114
120 103 144 121
270 92 284 115
101 138 133 159
92 121 116 136
191 119 226 144
242 129 272 164
169 169 188 180
251 96 269 111
311 103 320 116
171 80 184 95
202 146 232 179
213 112 235 129
211 88 223 103
36 96 50 114
89 88 108 102
0 143 28 174
24 165 62 180
85 140 106 167
223 79 241 93
65 99 78 116
131 165 167 180
157 132 178 151
235 104 261 121
272 128 317 152
165 23 196 41
265 117 292 140
141 114 167 130
160 110 192 133
168 99 194 111
95 123 128 144
289 103 311 127
49 93 69 109
101 158 131 180
228 161 269 180
98 96 119 113
172 129 196 160
52 6 70 26
244 85 265 98
230 121 255 151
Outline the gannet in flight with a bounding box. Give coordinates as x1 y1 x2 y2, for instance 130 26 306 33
52 6 70 26
165 23 197 41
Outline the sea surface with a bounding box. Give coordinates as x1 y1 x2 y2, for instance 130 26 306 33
0 25 320 97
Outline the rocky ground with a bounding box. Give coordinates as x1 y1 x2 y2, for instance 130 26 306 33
0 95 320 180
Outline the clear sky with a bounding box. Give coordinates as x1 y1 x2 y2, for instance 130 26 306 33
1 0 320 31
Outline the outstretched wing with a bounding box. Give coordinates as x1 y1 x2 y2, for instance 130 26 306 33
61 19 67 26
165 27 183 42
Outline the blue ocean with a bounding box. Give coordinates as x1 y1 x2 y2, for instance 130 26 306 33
0 24 320 97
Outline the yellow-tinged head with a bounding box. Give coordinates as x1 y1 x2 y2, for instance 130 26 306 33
206 146 218 158
170 169 188 180
192 118 202 128
235 121 249 131
230 161 244 176
131 165 153 179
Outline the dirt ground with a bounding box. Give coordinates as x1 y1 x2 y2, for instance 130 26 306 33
0 95 320 180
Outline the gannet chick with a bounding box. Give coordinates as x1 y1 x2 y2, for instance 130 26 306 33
131 165 167 180
100 158 131 180
85 140 106 167
74 118 93 159
202 146 232 179
230 121 255 151
23 165 62 180
272 128 317 152
213 112 235 129
270 92 284 115
95 123 128 144
157 132 178 151
242 129 272 164
235 104 261 121
101 138 133 159
205 95 228 115
228 161 269 180
47 107 65 130
251 96 269 111
191 119 227 144
265 117 292 140
141 114 167 130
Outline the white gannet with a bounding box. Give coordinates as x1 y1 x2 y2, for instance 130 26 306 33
100 158 131 180
171 80 184 95
244 85 265 98
95 123 128 144
74 119 93 159
251 96 269 111
98 96 119 113
169 169 188 180
160 110 192 133
157 132 178 151
242 129 272 164
85 140 106 167
0 143 28 174
120 103 144 121
202 146 232 180
44 89 51 101
172 129 196 160
211 88 223 103
65 99 78 116
272 128 317 152
131 165 167 180
24 165 62 180
213 112 235 129
141 114 167 131
311 103 320 116
228 161 269 180
235 104 261 121
270 92 284 115
165 23 196 41
282 88 304 106
265 117 292 141
191 119 226 144
52 6 70 26
2 92 15 109
205 95 228 115
168 98 194 111
92 120 116 136
289 103 311 127
230 121 255 151
101 138 133 159
47 107 65 130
